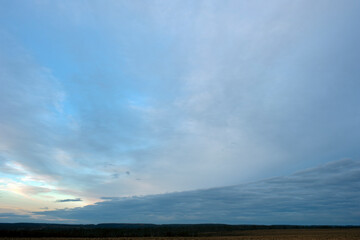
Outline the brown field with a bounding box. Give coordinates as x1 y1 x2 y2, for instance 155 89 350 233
2 228 360 240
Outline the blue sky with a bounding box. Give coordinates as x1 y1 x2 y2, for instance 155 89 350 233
0 0 360 224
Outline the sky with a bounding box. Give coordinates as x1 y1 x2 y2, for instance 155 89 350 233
0 0 360 224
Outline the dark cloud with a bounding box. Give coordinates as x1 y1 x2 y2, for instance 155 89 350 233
0 212 34 223
55 198 82 203
36 159 360 225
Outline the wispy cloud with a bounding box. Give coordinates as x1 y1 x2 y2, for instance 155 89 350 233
56 198 82 203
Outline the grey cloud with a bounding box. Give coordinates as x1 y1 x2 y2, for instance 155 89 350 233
97 0 360 192
112 173 120 179
36 159 360 225
0 31 116 196
0 33 66 179
55 198 82 203
100 197 121 201
0 157 23 176
1 0 360 204
0 13 159 198
0 212 34 223
20 186 52 196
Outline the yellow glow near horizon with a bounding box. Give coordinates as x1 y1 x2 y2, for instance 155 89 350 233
0 177 90 213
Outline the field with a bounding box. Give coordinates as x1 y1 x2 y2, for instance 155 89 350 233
2 228 360 240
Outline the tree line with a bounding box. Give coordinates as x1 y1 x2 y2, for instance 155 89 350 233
0 223 358 237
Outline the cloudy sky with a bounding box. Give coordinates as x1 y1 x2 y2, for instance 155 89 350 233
0 0 360 224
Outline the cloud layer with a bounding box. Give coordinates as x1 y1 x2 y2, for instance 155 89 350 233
33 159 360 225
0 0 360 217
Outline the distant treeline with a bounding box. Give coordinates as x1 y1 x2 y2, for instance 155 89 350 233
0 223 359 237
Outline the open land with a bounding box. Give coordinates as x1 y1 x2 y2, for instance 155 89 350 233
2 228 360 240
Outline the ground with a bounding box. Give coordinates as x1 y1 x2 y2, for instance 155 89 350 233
2 228 360 240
